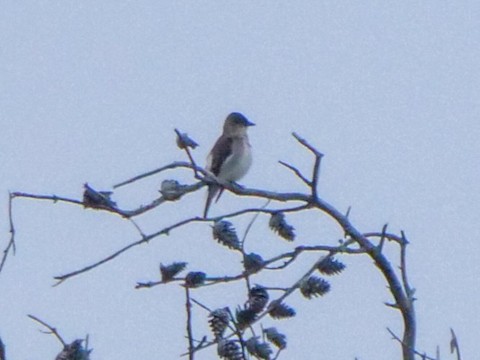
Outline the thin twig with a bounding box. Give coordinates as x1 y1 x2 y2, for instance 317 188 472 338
363 231 404 245
208 204 311 222
54 237 149 285
278 161 311 186
272 348 282 360
226 308 248 360
8 191 145 235
292 132 322 157
292 132 323 198
137 241 359 290
27 314 66 346
113 161 205 189
126 181 205 218
265 240 359 270
450 328 461 360
387 328 436 360
190 298 213 313
345 206 352 218
241 200 271 246
400 231 414 300
54 216 204 283
378 223 389 252
241 200 271 291
185 287 195 360
0 193 16 273
89 205 309 287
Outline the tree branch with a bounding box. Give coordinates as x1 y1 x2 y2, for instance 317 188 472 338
27 314 66 346
278 160 311 186
6 131 419 360
185 287 195 360
450 328 461 360
292 132 323 198
387 328 435 360
0 193 16 273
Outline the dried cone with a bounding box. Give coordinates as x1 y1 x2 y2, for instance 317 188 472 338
175 130 199 149
263 327 287 350
209 308 230 339
269 212 295 241
217 339 243 360
247 286 269 313
235 307 257 330
160 262 187 282
316 257 346 275
213 221 241 250
268 301 296 319
243 253 265 273
185 271 206 288
246 336 273 359
300 276 331 299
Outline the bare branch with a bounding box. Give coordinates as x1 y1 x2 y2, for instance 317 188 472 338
378 223 389 252
292 132 324 198
9 191 126 217
190 298 212 313
113 161 204 189
450 328 461 360
54 237 148 285
400 231 415 300
54 216 204 283
27 314 66 346
126 181 205 218
3 192 147 273
387 328 436 360
363 231 405 245
7 132 420 360
185 287 195 360
241 200 271 292
59 203 312 285
207 204 311 222
241 201 270 247
136 240 358 291
310 194 416 359
278 160 311 186
292 132 322 157
0 193 16 273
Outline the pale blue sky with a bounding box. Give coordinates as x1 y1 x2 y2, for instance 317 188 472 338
1 1 479 359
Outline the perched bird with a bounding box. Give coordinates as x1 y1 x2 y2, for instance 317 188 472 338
55 339 87 360
204 112 255 218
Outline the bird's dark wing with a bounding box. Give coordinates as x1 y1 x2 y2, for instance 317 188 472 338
209 136 233 176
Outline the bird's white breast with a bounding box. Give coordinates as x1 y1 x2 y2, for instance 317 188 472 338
218 136 252 181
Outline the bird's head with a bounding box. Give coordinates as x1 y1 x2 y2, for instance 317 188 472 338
223 112 255 136
69 339 84 350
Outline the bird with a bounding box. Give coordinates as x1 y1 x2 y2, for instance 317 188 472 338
55 339 87 360
204 112 255 218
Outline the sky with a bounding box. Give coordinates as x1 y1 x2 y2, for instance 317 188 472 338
1 1 479 359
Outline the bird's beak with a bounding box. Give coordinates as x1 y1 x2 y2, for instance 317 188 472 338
245 120 255 127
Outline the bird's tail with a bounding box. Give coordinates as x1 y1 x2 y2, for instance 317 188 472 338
204 184 225 218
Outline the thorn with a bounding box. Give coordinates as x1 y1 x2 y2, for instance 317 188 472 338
345 206 352 218
384 302 400 309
